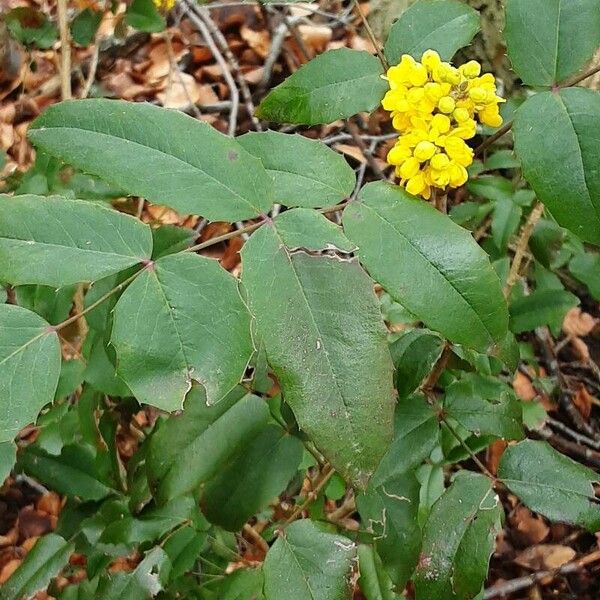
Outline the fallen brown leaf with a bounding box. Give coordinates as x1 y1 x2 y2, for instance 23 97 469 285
562 307 598 338
514 544 576 570
510 505 550 546
513 371 537 402
573 385 594 420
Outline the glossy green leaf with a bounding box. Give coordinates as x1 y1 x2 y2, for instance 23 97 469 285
151 225 196 259
263 520 356 600
0 441 16 484
483 150 520 171
256 48 387 125
357 545 400 600
513 89 600 244
238 131 355 208
241 223 395 488
147 388 270 503
443 374 524 440
357 472 421 589
343 182 508 352
162 526 206 581
0 534 74 600
414 472 502 600
492 197 522 253
111 253 252 411
390 329 444 398
218 568 265 600
505 0 600 86
570 252 600 299
29 100 274 221
18 444 114 501
0 194 152 287
273 209 355 252
509 288 579 334
384 0 480 63
499 439 600 531
201 425 303 530
71 8 102 46
0 305 60 443
372 394 439 486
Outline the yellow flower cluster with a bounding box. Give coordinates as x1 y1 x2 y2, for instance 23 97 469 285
153 0 175 11
382 50 505 199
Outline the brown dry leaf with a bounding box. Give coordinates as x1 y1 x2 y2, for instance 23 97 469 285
0 558 21 584
21 536 39 552
334 143 366 164
563 307 598 338
514 544 576 570
573 385 594 420
103 72 148 101
487 439 508 476
512 371 537 402
240 24 271 59
298 25 332 53
510 505 550 546
196 84 219 106
0 526 18 548
145 204 185 225
570 336 591 361
157 72 202 110
242 67 264 86
18 506 53 539
36 492 62 517
220 237 244 272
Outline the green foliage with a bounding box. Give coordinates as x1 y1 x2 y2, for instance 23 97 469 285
384 0 480 63
2 3 600 598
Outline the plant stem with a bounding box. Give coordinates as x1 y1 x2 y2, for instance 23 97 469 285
352 0 388 71
283 464 335 526
57 0 71 100
504 200 544 298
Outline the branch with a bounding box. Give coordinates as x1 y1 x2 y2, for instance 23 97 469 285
57 0 71 100
283 464 335 526
352 0 388 71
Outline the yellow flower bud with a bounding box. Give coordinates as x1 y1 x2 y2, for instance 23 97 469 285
453 107 471 123
414 141 437 161
448 163 468 187
431 114 451 134
460 61 481 79
409 63 428 86
430 152 450 170
421 49 442 72
407 87 425 104
438 96 456 113
399 157 421 179
479 106 503 128
387 144 412 165
406 172 427 196
469 87 488 103
424 82 444 103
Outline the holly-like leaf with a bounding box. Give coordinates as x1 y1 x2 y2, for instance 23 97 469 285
201 425 302 530
256 48 387 125
498 439 600 531
505 0 600 87
147 388 270 503
0 305 60 443
357 472 421 589
111 253 252 411
263 520 356 600
238 131 356 208
241 223 395 488
28 100 274 222
343 182 508 352
513 89 600 244
443 373 524 440
0 534 74 600
0 194 152 287
414 472 503 600
384 0 480 64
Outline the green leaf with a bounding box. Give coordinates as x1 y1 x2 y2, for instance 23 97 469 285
125 0 166 33
256 48 387 125
5 7 57 49
241 223 395 488
513 89 600 244
357 545 399 600
357 472 421 589
201 425 303 530
83 331 131 397
71 8 102 46
483 150 520 171
263 520 356 600
0 441 16 484
273 209 355 252
343 182 508 352
15 284 76 325
384 0 480 63
162 526 206 581
504 0 600 86
414 472 502 600
147 388 270 503
372 394 439 486
95 547 170 599
468 176 513 203
510 288 579 334
443 373 524 440
499 439 600 531
18 444 115 501
238 131 356 208
0 305 60 443
390 328 444 398
111 253 252 411
570 252 600 300
55 358 85 399
0 194 152 286
0 534 74 600
151 225 196 259
492 197 522 253
217 568 265 600
28 100 274 222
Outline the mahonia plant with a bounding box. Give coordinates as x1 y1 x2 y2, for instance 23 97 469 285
1 0 599 599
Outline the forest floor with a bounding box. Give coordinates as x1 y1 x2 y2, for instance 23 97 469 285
1 1 600 599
